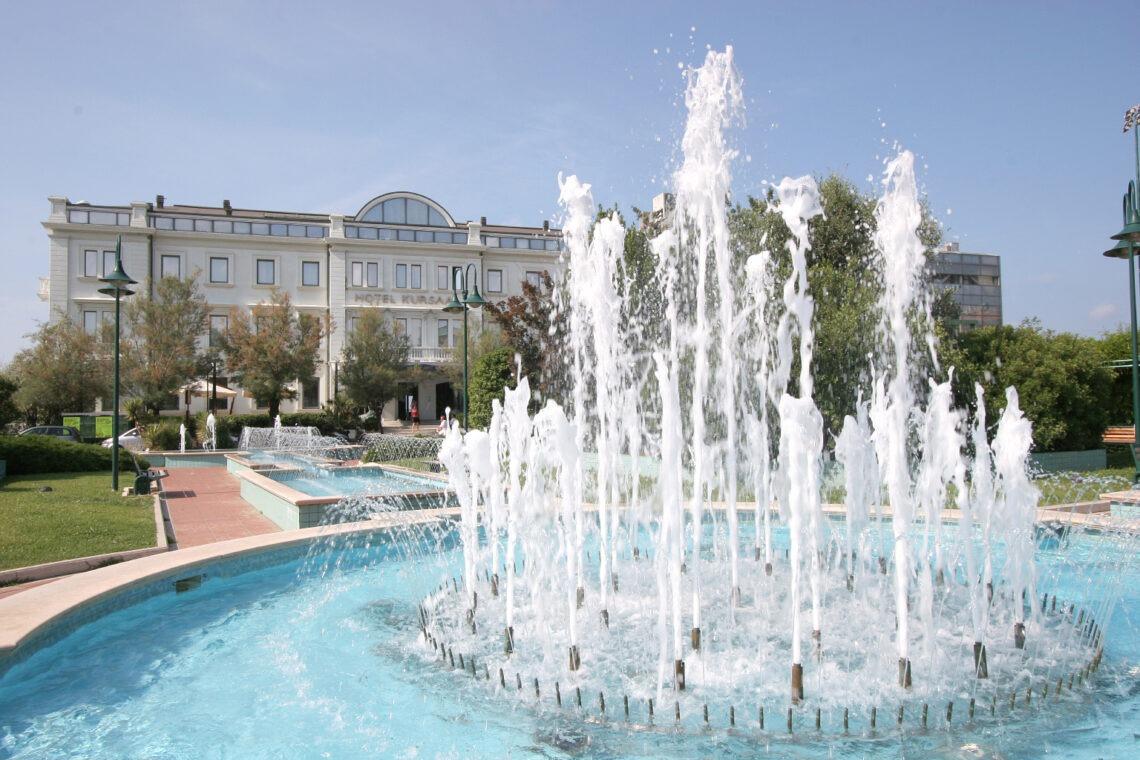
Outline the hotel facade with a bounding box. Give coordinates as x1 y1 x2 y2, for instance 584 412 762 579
40 191 563 423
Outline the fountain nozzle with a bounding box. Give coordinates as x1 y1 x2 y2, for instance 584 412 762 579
791 663 804 703
674 659 686 690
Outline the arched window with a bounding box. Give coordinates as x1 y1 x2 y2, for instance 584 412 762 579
356 193 454 227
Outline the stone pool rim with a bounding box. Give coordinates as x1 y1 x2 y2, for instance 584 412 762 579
0 508 459 662
0 503 1132 671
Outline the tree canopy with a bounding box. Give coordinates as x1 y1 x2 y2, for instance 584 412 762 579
217 290 329 419
950 319 1113 452
123 275 209 415
339 310 409 433
8 316 111 424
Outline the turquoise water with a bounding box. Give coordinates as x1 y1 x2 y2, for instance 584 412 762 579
0 525 1136 759
266 466 443 498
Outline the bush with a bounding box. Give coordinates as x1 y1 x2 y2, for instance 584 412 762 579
0 435 149 475
468 346 516 429
190 411 339 450
361 434 442 463
144 420 183 451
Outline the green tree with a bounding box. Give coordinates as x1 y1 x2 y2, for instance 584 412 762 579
9 316 111 423
484 271 567 406
339 310 409 433
729 174 946 435
0 372 20 428
1097 328 1133 425
123 275 209 415
218 290 330 419
953 319 1113 451
468 345 517 429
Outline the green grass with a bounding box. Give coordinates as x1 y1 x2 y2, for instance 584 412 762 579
1034 467 1133 506
0 472 155 572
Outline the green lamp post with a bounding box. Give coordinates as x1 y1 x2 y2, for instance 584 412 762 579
1103 105 1140 484
442 263 487 429
97 236 137 491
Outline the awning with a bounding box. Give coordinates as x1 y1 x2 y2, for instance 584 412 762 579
179 379 238 398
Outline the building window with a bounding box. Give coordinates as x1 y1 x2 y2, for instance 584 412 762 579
394 317 406 336
395 263 407 288
160 255 181 279
525 271 544 287
437 265 450 290
302 377 320 409
302 261 320 287
84 249 98 277
209 257 229 284
367 262 379 288
102 250 116 277
408 318 422 347
350 261 364 287
256 259 276 285
410 264 422 289
437 319 449 348
209 315 228 347
82 310 99 335
486 269 503 293
450 320 460 347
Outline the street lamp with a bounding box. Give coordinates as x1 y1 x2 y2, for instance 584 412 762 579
442 263 486 429
97 236 137 492
1102 105 1140 484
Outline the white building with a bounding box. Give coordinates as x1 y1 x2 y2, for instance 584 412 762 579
40 191 563 424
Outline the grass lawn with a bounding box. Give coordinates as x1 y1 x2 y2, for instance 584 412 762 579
1034 467 1133 506
0 472 155 572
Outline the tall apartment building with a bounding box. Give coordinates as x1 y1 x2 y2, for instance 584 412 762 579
931 242 1003 331
40 191 563 423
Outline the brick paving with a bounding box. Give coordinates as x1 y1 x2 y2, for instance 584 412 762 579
160 467 279 547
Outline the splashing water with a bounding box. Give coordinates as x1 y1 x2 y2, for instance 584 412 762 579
419 46 1124 729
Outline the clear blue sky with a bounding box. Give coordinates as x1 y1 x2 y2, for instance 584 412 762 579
1 0 1137 362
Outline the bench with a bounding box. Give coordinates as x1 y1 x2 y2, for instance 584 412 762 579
1101 426 1135 445
129 452 169 495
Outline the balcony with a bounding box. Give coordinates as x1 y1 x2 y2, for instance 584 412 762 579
37 276 49 302
408 346 453 363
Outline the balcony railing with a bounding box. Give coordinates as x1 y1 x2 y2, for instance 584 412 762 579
408 346 453 363
37 276 49 302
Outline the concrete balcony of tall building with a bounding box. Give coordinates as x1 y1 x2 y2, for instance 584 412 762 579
37 276 49 302
408 346 453 363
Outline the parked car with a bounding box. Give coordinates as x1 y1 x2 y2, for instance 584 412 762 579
18 425 81 443
101 427 144 451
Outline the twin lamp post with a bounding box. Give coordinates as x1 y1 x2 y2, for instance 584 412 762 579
97 236 136 492
1102 105 1140 484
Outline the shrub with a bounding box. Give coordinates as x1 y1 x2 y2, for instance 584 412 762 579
144 420 184 451
0 435 149 475
190 411 339 449
361 434 442 463
468 346 516 429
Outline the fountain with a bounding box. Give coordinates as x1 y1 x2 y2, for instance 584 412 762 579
1 44 1137 760
422 47 1111 732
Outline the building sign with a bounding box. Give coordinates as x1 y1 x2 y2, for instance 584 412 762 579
353 293 453 306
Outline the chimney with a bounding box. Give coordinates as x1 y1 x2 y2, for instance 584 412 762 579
480 216 487 226
223 199 232 216
543 220 550 232
156 194 165 208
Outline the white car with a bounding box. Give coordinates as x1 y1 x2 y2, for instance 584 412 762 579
102 427 144 451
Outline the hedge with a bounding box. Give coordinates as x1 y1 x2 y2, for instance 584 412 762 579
192 411 339 449
0 435 149 475
361 434 442 462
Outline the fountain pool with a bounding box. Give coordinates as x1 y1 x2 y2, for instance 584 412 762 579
0 518 1135 758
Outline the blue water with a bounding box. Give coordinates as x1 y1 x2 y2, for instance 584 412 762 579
0 525 1137 759
266 466 444 499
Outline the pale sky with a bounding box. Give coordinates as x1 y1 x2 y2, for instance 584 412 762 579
1 0 1137 362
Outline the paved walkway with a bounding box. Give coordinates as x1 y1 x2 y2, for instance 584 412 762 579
160 467 279 547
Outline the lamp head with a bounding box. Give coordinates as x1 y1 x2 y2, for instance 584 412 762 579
464 285 487 309
442 296 464 314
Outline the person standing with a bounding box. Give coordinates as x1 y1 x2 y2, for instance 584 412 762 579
410 400 420 431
